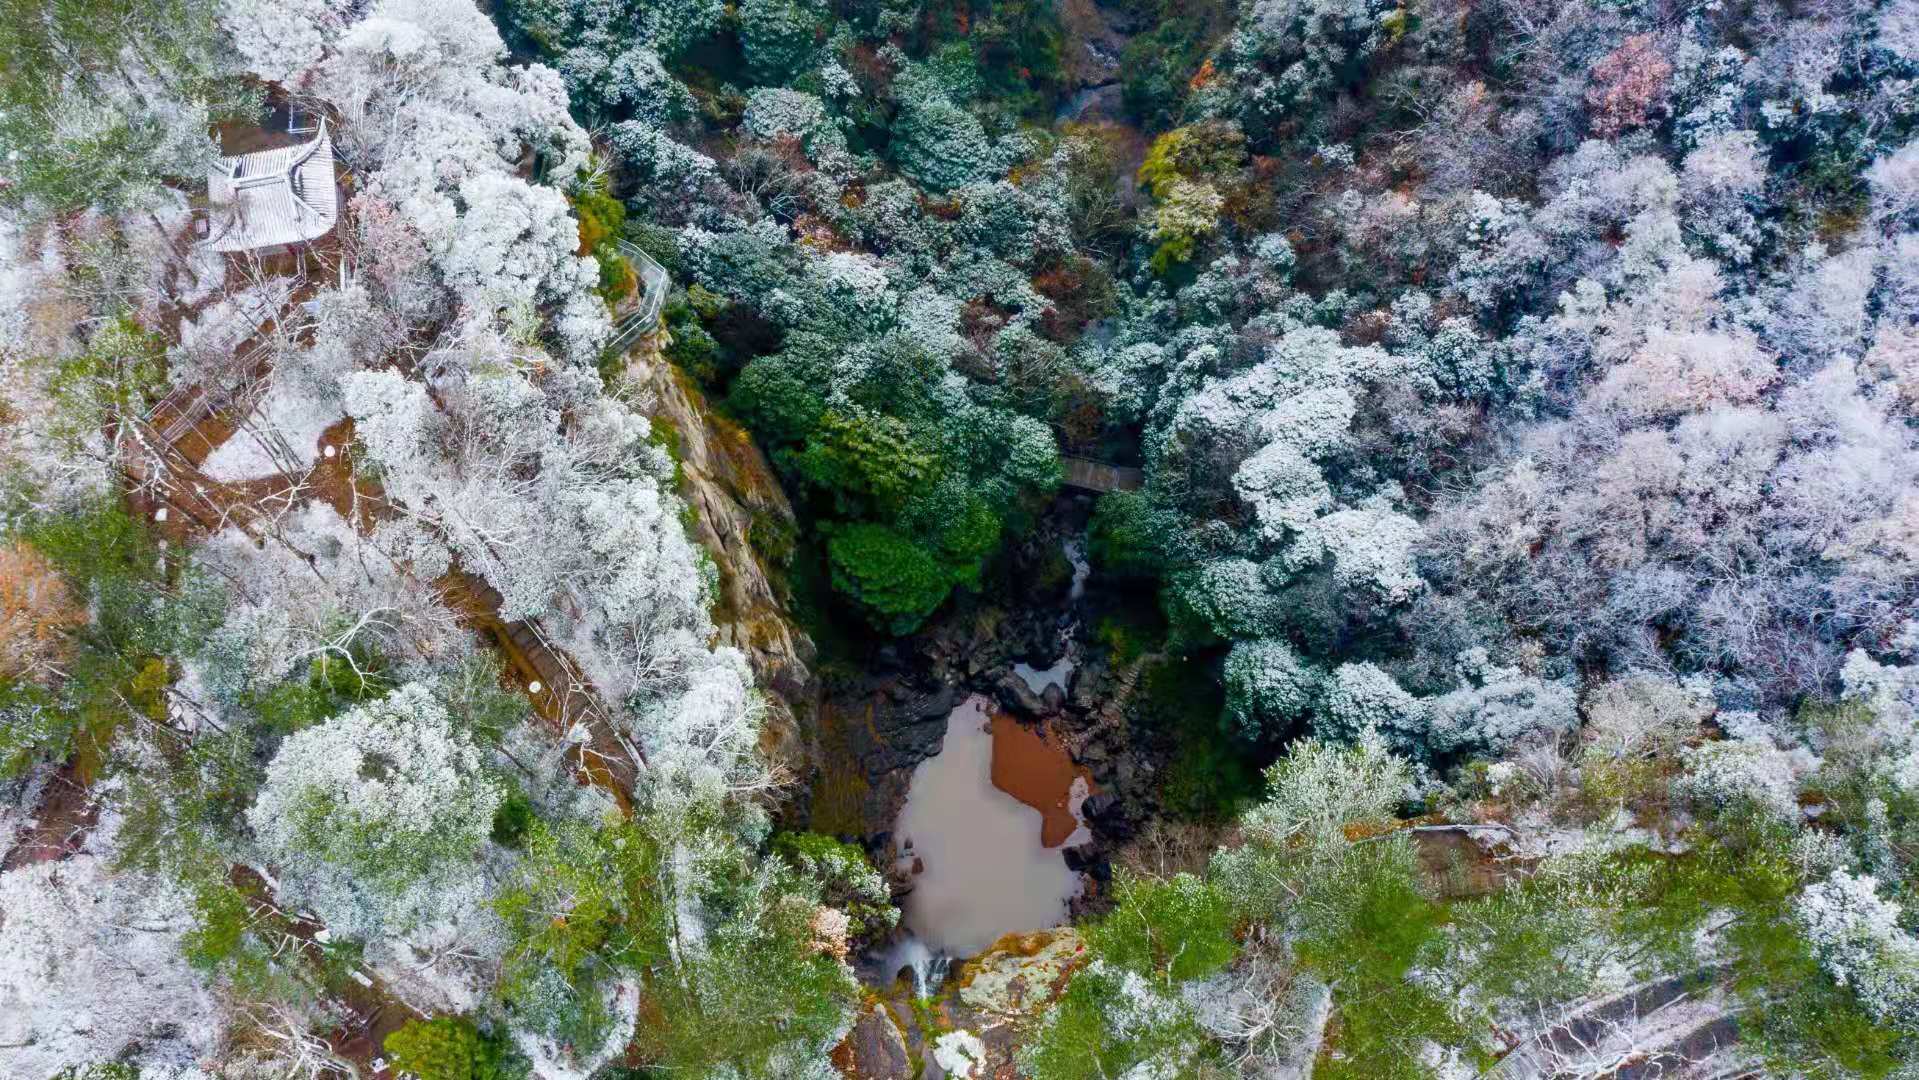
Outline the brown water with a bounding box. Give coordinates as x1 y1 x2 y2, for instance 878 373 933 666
893 695 1088 957
990 715 1093 849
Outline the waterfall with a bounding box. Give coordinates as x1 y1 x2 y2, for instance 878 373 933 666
886 936 952 999
1014 537 1092 696
1064 536 1090 603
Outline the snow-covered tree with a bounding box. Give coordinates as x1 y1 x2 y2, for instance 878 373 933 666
1424 649 1577 758
1223 637 1324 739
441 173 609 359
0 0 246 219
248 681 504 939
1233 727 1411 852
892 94 995 194
190 501 464 710
1798 872 1919 1031
1313 661 1428 749
0 824 223 1078
306 0 603 361
218 0 348 86
1290 505 1426 607
1678 737 1802 821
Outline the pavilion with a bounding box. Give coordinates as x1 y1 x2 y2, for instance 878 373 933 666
203 120 339 253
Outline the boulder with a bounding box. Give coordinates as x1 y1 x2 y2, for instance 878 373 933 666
954 929 1087 1018
834 1001 911 1079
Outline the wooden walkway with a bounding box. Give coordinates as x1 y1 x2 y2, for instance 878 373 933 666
452 574 645 804
1061 456 1144 493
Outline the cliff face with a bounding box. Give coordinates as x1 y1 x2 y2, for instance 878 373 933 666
627 344 816 771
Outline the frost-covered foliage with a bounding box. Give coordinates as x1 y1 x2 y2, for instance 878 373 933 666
191 502 464 710
1424 649 1577 758
1233 728 1411 853
15 0 1919 1072
314 0 606 361
339 358 769 806
1798 872 1919 1030
440 174 605 347
218 0 350 85
1086 0 1919 786
0 818 222 1078
1223 637 1322 738
743 88 830 143
892 93 998 193
1677 737 1803 820
1313 661 1427 749
0 0 887 1072
0 0 253 220
1017 959 1209 1080
248 681 504 938
987 0 1919 1056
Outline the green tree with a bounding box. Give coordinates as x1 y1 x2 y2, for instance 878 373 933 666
1088 490 1177 581
385 1016 520 1080
1090 871 1238 983
790 410 934 519
729 359 826 444
1117 0 1230 130
635 893 858 1075
1017 961 1214 1080
738 0 824 84
969 0 1067 117
771 831 899 949
1136 122 1246 273
496 812 859 1074
891 94 993 193
41 316 169 455
826 523 952 634
495 818 664 1051
572 186 637 307
1020 871 1235 1079
0 500 216 779
1213 735 1471 1078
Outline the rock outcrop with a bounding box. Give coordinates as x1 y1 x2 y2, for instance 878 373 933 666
833 1000 913 1079
954 929 1086 1018
628 346 816 769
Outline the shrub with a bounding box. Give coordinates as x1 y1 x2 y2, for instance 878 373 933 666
573 187 635 307
1090 871 1238 983
489 792 536 849
1088 491 1175 581
771 831 899 948
384 1016 518 1080
826 523 952 634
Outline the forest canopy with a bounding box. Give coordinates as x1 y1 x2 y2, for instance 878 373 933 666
3 0 1919 1076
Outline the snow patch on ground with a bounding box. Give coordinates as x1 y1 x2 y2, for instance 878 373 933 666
933 1029 988 1077
202 380 344 482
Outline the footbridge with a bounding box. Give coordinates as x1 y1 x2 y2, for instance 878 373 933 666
1060 456 1144 493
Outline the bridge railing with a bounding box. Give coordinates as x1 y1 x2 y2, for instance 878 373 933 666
607 240 669 354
